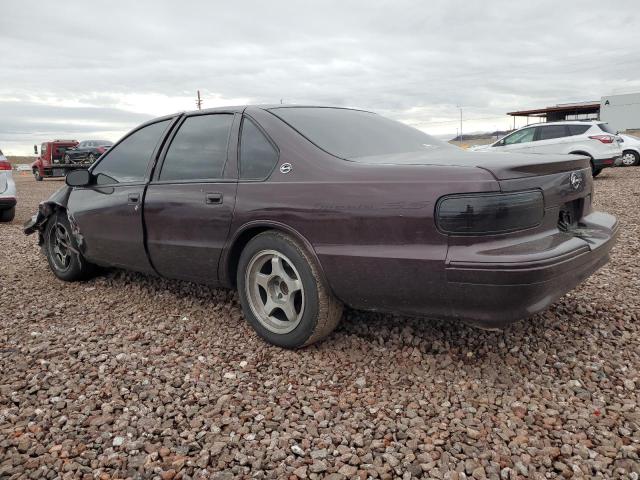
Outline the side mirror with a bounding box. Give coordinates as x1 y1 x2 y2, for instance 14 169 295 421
34 145 38 155
65 169 92 187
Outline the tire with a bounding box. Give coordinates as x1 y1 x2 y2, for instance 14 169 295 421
621 150 639 167
0 206 15 222
33 169 43 181
588 157 602 178
237 231 343 348
43 210 95 281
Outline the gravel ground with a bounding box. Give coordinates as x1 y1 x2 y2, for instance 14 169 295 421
1 170 639 480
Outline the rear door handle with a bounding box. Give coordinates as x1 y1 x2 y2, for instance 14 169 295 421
127 193 140 205
205 193 223 205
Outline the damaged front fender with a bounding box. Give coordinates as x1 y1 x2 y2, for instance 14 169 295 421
23 186 73 241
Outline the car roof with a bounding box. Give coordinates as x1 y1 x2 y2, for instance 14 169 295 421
521 120 601 127
139 104 375 127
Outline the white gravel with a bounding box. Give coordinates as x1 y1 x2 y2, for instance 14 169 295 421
1 170 639 479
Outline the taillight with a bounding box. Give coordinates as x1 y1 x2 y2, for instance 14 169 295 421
589 135 615 144
436 190 544 235
97 147 106 154
0 160 11 170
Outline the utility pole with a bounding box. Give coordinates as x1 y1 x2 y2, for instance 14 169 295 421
196 90 202 110
456 105 463 145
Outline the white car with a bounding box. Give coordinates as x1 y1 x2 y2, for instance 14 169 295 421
0 149 16 222
470 121 622 177
619 134 640 167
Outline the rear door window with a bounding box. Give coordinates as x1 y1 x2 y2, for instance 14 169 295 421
239 117 279 180
536 124 568 141
159 114 233 181
92 119 170 184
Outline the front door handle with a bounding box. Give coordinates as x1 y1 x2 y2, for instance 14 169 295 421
205 193 223 205
127 193 140 205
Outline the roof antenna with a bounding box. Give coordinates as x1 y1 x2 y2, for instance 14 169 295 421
196 90 203 110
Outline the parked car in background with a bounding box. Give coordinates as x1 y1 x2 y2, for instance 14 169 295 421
25 106 618 348
470 121 622 177
0 149 16 222
63 140 113 164
619 134 640 166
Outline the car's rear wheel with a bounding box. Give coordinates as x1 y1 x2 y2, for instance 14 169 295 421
622 150 639 167
33 169 43 181
592 167 602 178
237 231 343 348
43 211 95 281
0 207 15 222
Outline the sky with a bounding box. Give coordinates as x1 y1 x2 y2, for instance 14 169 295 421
1 0 639 155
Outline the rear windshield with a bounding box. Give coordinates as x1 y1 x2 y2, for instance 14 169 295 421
269 107 446 159
598 123 616 134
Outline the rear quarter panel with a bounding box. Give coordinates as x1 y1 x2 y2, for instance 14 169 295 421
228 108 500 316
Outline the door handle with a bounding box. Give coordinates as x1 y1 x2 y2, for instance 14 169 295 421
205 193 223 205
127 193 140 205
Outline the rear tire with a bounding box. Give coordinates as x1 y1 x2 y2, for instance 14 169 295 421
237 231 343 348
622 150 639 167
588 157 602 178
0 207 15 222
43 211 95 281
33 169 43 181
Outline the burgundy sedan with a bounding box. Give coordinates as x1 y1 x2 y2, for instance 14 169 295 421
25 106 618 348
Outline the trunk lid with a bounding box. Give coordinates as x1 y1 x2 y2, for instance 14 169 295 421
354 148 590 180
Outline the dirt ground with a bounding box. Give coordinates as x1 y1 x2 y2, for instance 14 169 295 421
1 170 639 479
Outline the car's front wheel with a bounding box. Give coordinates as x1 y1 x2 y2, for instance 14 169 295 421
622 150 639 167
44 211 95 281
33 169 43 181
0 207 15 222
237 231 343 348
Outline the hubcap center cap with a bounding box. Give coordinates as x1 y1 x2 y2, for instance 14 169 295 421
268 276 289 302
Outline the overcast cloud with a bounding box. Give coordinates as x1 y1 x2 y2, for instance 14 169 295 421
1 0 639 154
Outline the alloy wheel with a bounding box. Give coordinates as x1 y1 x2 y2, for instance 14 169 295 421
245 249 305 334
621 152 638 167
49 222 72 271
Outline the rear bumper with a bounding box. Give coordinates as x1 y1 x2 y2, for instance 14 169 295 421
593 155 622 169
444 212 618 329
0 197 17 209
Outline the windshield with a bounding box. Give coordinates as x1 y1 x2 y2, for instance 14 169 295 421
269 107 447 159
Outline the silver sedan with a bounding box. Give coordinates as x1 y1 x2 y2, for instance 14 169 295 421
0 149 16 222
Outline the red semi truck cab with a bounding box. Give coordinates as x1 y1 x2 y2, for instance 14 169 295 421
31 140 79 181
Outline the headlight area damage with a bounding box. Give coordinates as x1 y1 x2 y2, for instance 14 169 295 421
23 187 72 243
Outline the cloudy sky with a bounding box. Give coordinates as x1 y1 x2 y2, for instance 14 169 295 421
1 0 639 155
